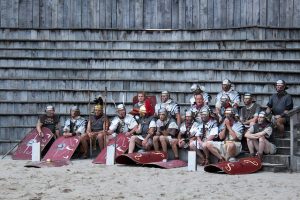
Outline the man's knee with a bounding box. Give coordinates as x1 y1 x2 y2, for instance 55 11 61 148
153 136 159 142
159 135 166 142
130 135 137 142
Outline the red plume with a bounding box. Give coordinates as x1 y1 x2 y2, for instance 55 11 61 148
145 98 154 116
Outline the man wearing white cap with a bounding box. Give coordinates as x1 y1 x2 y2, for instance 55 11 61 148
154 91 181 128
153 108 179 159
108 104 138 137
245 111 276 160
36 105 60 139
216 94 237 124
239 93 261 127
190 107 219 165
189 83 211 106
266 80 293 138
63 106 88 158
215 79 240 115
207 107 244 162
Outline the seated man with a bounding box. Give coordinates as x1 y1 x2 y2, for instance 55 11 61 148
133 91 146 109
177 111 200 150
154 91 181 128
207 107 244 162
190 107 218 165
36 105 60 139
86 104 109 152
215 94 237 124
245 111 276 160
190 83 211 106
266 80 293 138
63 106 88 158
215 79 240 115
189 93 209 118
128 104 156 153
153 108 179 159
240 93 261 128
107 104 138 139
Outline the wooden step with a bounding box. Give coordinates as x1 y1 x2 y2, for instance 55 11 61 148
262 163 289 172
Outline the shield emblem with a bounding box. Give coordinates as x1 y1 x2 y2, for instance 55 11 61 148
204 157 262 175
12 127 54 160
93 133 130 164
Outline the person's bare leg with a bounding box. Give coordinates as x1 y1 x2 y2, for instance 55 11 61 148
171 139 179 159
226 143 237 158
128 135 137 153
97 132 105 151
80 135 89 158
159 136 168 153
206 142 224 161
153 136 160 151
247 138 256 155
276 117 286 138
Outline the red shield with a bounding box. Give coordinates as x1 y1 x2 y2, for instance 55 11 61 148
204 157 262 175
42 136 80 161
116 151 167 165
12 127 54 160
144 160 188 169
93 133 130 164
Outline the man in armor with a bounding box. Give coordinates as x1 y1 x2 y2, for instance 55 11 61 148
108 104 138 138
154 91 181 128
177 110 200 150
63 106 88 158
190 83 211 106
239 93 261 128
190 107 219 165
86 103 109 152
266 80 293 138
36 105 60 139
245 111 276 160
128 103 156 153
215 94 237 124
207 107 244 162
153 108 179 159
215 79 240 115
189 93 209 118
133 91 146 109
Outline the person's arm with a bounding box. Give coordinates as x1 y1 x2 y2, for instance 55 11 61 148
218 125 227 140
225 120 239 140
86 120 92 135
55 122 61 138
244 126 259 139
36 119 44 137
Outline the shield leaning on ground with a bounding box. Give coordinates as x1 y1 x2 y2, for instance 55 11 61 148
93 133 130 164
116 152 187 169
24 136 80 168
116 151 167 165
12 127 54 160
204 157 262 175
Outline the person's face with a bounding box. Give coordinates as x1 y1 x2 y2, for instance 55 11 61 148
71 110 77 118
276 84 285 93
159 113 167 121
161 94 169 103
94 109 103 116
258 116 265 124
195 95 204 106
46 109 54 117
225 113 233 119
118 109 126 118
185 116 193 123
243 97 252 106
201 114 210 122
222 84 231 92
138 93 145 103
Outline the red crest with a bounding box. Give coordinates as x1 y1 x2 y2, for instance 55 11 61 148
12 127 54 160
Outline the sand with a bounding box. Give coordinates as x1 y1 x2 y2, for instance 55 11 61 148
0 157 300 200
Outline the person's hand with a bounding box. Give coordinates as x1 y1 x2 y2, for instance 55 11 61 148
38 131 44 138
125 132 132 137
63 132 72 138
142 139 148 146
275 115 281 119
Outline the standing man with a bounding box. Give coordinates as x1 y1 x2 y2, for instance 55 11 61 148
36 105 60 139
266 80 293 138
245 111 276 160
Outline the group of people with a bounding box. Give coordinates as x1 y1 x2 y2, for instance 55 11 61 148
36 79 293 164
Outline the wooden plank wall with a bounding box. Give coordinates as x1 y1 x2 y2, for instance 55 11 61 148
0 0 300 29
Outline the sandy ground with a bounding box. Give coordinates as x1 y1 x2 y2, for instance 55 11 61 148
1 157 300 200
